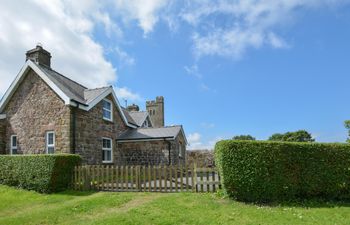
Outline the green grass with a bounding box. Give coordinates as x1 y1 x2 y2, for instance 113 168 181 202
0 185 349 225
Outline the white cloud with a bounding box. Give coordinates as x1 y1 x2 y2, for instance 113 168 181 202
0 0 347 97
181 0 347 59
113 0 170 36
114 86 142 102
188 132 201 143
115 47 136 67
268 32 289 49
0 0 148 102
0 0 119 97
200 122 215 129
184 64 201 79
187 132 223 150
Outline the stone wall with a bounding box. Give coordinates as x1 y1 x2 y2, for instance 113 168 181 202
174 132 186 165
186 150 215 167
116 132 187 166
74 94 129 164
0 119 5 154
116 140 171 165
3 69 71 154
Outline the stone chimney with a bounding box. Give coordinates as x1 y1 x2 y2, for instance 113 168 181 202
127 104 140 112
26 44 51 68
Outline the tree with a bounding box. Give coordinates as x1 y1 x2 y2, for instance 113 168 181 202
232 135 256 141
268 130 315 142
344 120 350 143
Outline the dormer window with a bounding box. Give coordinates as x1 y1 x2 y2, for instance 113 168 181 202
102 99 113 121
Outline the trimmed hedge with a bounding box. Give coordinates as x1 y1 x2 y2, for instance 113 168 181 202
0 154 81 193
215 140 350 202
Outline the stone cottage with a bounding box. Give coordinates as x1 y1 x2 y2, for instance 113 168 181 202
0 45 187 165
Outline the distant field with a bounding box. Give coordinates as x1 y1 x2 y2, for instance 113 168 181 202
0 185 349 225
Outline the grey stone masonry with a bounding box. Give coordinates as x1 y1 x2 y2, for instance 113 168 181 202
2 69 72 154
0 119 5 154
0 46 187 166
115 130 186 166
74 94 129 164
146 96 164 128
26 45 51 68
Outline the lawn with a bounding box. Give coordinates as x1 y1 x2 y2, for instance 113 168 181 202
0 185 349 225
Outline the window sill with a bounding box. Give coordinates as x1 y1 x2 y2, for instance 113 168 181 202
102 161 113 164
103 117 113 123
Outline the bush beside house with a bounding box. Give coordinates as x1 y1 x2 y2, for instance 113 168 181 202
0 154 81 193
215 140 350 202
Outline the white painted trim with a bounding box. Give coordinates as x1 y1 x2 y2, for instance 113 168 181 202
46 131 55 154
116 138 175 143
111 90 137 128
146 115 154 127
10 135 17 155
102 98 113 122
77 87 137 128
0 114 6 119
29 61 70 105
84 88 111 110
102 137 113 163
0 60 137 129
178 126 188 145
0 61 70 112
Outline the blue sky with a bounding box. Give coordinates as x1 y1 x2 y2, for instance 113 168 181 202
1 1 350 148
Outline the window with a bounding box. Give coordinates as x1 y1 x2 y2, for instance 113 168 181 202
10 135 17 155
102 99 113 121
46 131 55 154
102 138 112 163
179 143 183 157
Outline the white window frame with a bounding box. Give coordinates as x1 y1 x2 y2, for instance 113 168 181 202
46 131 55 154
10 135 17 155
102 137 113 163
102 98 113 122
179 143 183 157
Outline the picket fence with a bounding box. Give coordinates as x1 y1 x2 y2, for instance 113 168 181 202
73 164 221 193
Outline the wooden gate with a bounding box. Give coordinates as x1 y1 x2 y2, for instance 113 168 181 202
73 165 221 192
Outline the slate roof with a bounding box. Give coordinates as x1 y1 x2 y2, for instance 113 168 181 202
84 87 110 104
37 65 86 102
121 108 138 126
117 125 184 141
128 111 149 127
37 64 110 105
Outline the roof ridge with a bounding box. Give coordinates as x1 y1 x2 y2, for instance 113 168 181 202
128 111 147 114
137 125 182 130
85 86 111 91
41 65 88 89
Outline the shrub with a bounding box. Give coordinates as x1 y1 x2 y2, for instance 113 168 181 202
215 140 350 202
0 154 81 193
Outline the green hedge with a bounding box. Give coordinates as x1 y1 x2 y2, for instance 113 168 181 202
0 154 81 193
215 140 350 202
